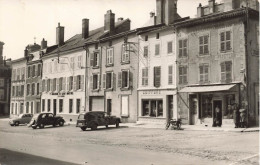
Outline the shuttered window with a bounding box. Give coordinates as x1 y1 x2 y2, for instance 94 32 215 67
122 70 130 88
220 61 232 82
42 99 45 112
179 39 188 58
143 46 148 58
21 67 25 80
27 84 30 95
32 83 35 95
21 85 24 96
154 66 161 87
122 44 130 63
167 41 173 54
106 48 114 66
93 74 100 90
199 64 209 83
69 99 73 113
179 66 188 84
220 31 232 52
142 67 148 86
155 44 160 56
70 57 75 70
168 65 173 85
199 35 209 55
106 72 113 89
27 67 30 78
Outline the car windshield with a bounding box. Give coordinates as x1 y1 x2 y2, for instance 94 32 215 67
18 114 23 118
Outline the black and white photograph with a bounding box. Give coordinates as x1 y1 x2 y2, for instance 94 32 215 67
0 0 259 164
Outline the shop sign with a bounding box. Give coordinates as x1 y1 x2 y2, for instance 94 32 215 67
142 90 161 95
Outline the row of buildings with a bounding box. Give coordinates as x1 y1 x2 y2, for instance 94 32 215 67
8 0 259 127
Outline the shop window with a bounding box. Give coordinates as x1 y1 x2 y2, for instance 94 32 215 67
179 39 188 58
154 66 161 87
220 31 232 52
142 67 148 86
224 94 235 119
106 48 114 66
142 100 163 117
199 35 209 55
179 66 188 84
201 95 213 118
199 64 209 83
122 44 130 64
221 61 232 83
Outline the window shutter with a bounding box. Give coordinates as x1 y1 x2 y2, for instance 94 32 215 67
103 74 106 89
90 53 94 67
121 45 125 62
30 66 33 78
111 49 114 64
50 79 53 92
168 65 173 85
113 73 116 90
80 75 84 90
97 74 100 89
39 81 42 93
90 75 93 90
73 76 77 91
118 72 122 88
45 80 47 92
128 70 132 89
142 69 145 86
66 77 70 91
62 77 65 91
154 67 161 87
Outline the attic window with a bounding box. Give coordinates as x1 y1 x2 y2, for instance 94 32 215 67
156 33 160 39
145 35 148 41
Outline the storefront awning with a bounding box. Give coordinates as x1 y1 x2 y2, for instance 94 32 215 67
179 84 237 93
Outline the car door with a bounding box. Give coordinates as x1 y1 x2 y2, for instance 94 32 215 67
40 114 47 125
23 114 30 124
20 114 26 124
97 113 107 126
48 114 55 125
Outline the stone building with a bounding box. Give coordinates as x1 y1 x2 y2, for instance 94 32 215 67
0 42 11 115
175 0 259 126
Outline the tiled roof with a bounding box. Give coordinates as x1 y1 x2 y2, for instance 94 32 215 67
45 19 130 56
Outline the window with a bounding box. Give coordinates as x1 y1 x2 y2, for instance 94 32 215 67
76 99 80 113
36 83 39 95
11 103 14 114
42 99 45 112
179 66 188 84
199 64 209 83
224 94 235 119
68 76 73 91
21 67 25 80
32 83 35 95
122 44 130 63
42 80 45 92
154 66 161 87
106 48 114 66
104 72 113 89
92 74 100 90
59 99 63 112
21 85 24 96
220 31 232 52
155 44 160 56
12 86 15 96
91 52 99 68
59 77 64 91
168 65 173 85
17 68 20 80
167 41 173 54
179 39 188 58
118 70 129 89
47 79 50 92
201 95 213 118
145 35 148 41
156 33 160 39
48 99 51 112
69 99 73 113
76 75 84 90
199 35 209 55
77 55 82 69
12 69 16 81
32 65 35 77
16 86 19 96
221 61 232 82
70 57 75 70
142 100 163 117
26 102 29 113
53 78 56 91
27 84 30 95
0 79 4 87
142 67 148 86
143 46 148 58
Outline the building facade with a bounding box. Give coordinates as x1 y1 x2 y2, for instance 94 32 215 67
175 0 259 126
0 42 11 115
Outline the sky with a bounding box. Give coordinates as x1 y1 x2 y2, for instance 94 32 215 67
0 0 214 60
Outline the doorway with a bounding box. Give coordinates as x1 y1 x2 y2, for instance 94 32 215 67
189 95 198 125
107 99 112 116
213 100 222 126
167 95 173 120
53 99 57 116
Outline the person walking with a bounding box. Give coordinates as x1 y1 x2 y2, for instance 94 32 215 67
215 105 222 127
240 108 246 128
233 104 239 128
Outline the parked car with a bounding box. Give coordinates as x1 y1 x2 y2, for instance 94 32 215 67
76 111 121 131
9 113 33 126
28 113 65 129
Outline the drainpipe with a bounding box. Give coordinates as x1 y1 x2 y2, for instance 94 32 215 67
83 45 88 112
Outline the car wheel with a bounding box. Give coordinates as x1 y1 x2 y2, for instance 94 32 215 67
15 122 19 126
39 123 44 129
32 126 37 129
115 121 119 128
91 123 97 130
81 127 87 131
58 120 64 126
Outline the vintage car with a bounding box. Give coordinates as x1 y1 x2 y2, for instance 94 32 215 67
76 111 121 131
9 113 33 126
28 113 65 129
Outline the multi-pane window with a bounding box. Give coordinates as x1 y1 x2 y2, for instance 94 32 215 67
42 99 45 112
78 55 82 69
221 61 232 82
142 100 163 117
76 99 80 113
168 65 173 85
179 39 188 58
143 46 148 58
69 99 73 113
154 66 161 87
199 35 209 55
59 99 63 112
104 72 113 89
32 83 35 95
199 64 209 83
155 44 160 56
167 41 173 54
91 52 99 68
142 67 148 86
122 44 130 63
179 66 188 84
27 84 30 95
220 31 232 52
92 74 99 90
106 48 114 65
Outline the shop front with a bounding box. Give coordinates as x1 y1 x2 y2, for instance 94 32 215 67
179 83 240 126
138 89 177 124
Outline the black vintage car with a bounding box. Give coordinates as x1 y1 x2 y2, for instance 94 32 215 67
28 113 65 129
76 111 121 131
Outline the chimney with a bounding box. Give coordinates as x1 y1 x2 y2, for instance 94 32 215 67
82 19 89 39
118 17 124 21
156 0 178 25
41 38 47 49
24 46 28 58
104 10 115 32
197 3 204 17
208 0 215 14
0 41 4 65
56 23 65 46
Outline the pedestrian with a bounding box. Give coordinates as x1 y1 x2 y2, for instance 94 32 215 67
233 104 239 128
215 105 222 127
240 108 246 128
